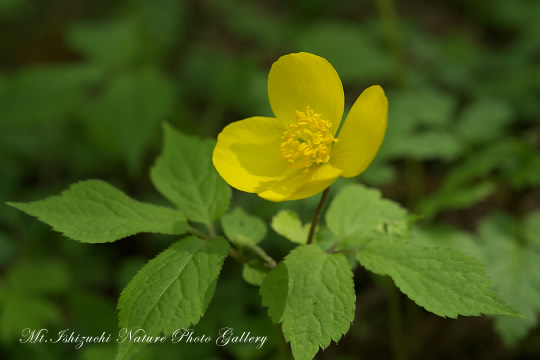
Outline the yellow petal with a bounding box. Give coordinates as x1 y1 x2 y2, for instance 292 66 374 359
268 52 344 135
258 163 342 202
213 117 290 193
330 85 388 178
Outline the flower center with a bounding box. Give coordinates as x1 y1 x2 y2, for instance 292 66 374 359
280 106 338 173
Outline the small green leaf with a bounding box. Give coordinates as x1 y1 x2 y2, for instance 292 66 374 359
8 180 187 243
221 207 267 245
356 240 520 318
117 236 229 360
271 210 310 245
150 124 232 225
260 245 355 360
242 260 268 286
326 184 407 248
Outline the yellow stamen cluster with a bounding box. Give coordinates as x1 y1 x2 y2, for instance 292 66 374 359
280 106 338 173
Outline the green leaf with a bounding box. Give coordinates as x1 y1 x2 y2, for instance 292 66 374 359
150 123 231 225
271 210 310 245
242 260 268 286
8 180 187 243
478 215 540 346
356 240 520 318
221 207 267 245
260 245 355 360
86 68 174 174
117 236 229 360
326 184 407 248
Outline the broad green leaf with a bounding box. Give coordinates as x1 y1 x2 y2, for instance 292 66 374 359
410 225 483 261
242 260 268 286
271 210 309 245
117 236 229 360
8 180 187 243
221 207 267 245
260 245 355 360
86 69 174 174
150 123 231 225
326 184 407 248
356 240 520 318
478 215 540 346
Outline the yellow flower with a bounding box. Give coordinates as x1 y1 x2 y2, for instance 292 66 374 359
212 52 388 202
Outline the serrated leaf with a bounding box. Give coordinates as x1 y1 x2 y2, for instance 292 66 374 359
356 240 520 318
150 124 231 225
117 236 229 360
221 207 266 245
326 184 407 248
8 180 187 243
271 210 310 245
260 245 355 360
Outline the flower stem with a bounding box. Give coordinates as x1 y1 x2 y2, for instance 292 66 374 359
307 187 330 244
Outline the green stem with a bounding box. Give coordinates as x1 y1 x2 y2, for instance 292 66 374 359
188 226 210 240
208 223 217 239
307 187 330 244
228 246 249 265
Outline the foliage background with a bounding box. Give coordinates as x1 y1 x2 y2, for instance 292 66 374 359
1 0 539 359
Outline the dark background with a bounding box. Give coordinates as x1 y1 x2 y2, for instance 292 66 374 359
1 0 539 359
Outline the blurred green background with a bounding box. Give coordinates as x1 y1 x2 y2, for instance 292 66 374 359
1 0 539 359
